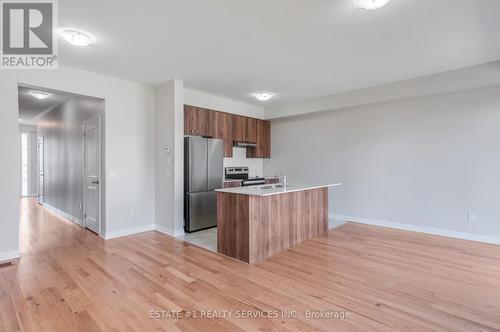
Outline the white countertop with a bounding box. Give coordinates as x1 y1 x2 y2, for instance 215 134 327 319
215 183 342 196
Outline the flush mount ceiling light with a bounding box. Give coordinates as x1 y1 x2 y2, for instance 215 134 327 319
356 0 392 10
59 29 93 46
252 91 274 101
31 91 50 100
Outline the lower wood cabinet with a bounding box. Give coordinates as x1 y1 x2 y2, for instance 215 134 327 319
223 181 243 188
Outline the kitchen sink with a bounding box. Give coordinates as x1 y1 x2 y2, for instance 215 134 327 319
260 184 284 189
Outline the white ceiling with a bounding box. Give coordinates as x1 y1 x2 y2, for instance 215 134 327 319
57 0 500 107
18 87 68 125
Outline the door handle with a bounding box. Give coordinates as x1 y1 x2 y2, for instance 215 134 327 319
91 180 99 185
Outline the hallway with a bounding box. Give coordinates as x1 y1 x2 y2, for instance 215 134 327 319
1 198 500 331
18 199 98 256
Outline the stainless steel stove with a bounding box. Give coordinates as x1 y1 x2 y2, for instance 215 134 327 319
225 167 265 186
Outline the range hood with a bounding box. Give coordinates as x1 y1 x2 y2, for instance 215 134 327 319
233 141 258 148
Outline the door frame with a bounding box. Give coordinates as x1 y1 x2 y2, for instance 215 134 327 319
83 115 102 235
37 136 44 205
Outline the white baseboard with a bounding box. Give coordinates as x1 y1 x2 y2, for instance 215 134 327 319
104 224 156 240
155 225 185 238
104 224 185 240
0 250 20 263
44 203 83 226
328 214 347 230
331 213 500 245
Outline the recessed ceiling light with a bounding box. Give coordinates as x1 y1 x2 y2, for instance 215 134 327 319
356 0 392 10
252 91 274 101
59 29 93 46
31 91 50 100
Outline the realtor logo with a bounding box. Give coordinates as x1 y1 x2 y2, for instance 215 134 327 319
1 0 58 69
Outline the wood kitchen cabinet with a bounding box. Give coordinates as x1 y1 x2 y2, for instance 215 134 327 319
233 115 247 142
247 120 271 158
184 105 271 158
210 111 234 158
233 116 258 143
184 105 210 136
246 117 258 143
223 180 243 188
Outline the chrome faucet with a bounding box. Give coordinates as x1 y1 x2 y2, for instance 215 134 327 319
280 173 287 190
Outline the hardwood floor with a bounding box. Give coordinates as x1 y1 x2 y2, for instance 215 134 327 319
1 198 500 331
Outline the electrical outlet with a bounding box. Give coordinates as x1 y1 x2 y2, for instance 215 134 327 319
468 211 477 223
130 208 136 217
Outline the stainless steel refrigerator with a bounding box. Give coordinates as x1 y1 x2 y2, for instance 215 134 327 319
184 136 224 232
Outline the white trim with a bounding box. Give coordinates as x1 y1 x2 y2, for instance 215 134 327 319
0 250 20 263
44 203 84 226
104 224 156 240
328 215 346 230
155 225 185 238
104 224 185 240
83 115 102 236
332 214 500 245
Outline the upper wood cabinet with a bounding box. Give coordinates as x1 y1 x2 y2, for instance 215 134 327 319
233 116 258 143
184 105 210 136
184 105 271 158
233 115 247 142
247 120 271 159
210 111 234 158
246 117 258 143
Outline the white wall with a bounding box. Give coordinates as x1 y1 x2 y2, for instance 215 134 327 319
0 65 155 259
37 97 101 222
265 86 500 241
265 61 500 119
155 80 185 237
184 88 265 119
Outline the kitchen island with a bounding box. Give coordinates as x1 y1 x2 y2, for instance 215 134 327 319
215 183 342 263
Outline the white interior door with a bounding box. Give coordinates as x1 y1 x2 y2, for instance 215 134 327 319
37 136 44 204
84 117 100 234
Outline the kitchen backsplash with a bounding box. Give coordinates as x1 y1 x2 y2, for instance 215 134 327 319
223 147 264 178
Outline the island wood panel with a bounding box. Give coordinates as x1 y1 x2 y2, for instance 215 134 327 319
217 192 249 262
249 191 296 263
218 187 329 264
296 187 328 243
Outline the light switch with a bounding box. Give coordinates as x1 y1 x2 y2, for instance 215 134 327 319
109 171 118 178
